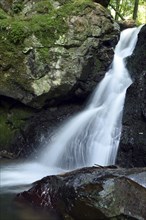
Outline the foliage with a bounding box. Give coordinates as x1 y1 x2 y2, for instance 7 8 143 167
109 0 146 23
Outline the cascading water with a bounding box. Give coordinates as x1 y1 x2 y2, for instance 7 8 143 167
0 26 143 189
39 26 142 169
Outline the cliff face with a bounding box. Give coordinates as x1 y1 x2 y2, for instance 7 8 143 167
0 0 119 153
117 25 146 167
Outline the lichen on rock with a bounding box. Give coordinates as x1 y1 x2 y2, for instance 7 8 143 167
0 0 119 108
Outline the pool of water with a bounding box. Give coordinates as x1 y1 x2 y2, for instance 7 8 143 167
0 192 61 220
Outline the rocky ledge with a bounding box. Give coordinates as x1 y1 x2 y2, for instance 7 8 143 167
17 166 146 220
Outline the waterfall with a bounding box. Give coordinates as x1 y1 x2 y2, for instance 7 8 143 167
39 26 142 169
0 26 143 189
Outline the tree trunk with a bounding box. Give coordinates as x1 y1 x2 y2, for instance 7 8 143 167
115 0 120 20
133 0 139 20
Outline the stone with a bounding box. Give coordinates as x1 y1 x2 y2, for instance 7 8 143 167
0 0 119 109
16 166 146 220
93 0 110 8
117 25 146 167
118 19 137 31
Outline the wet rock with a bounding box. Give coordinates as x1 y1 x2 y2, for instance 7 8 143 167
117 25 146 167
16 167 146 220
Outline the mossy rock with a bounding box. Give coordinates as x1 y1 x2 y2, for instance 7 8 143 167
0 0 119 108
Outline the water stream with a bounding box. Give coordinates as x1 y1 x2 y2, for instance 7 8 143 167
0 26 142 193
39 26 141 169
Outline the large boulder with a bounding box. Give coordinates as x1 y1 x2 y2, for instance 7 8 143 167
0 0 119 109
0 1 110 13
117 25 146 167
17 166 146 220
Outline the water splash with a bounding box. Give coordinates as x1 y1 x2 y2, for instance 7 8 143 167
0 26 142 189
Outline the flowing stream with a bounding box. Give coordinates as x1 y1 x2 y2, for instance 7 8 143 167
0 26 142 192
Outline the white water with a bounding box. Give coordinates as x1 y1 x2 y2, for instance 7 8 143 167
0 26 142 190
39 26 141 169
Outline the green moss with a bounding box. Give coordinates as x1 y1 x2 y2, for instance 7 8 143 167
0 0 96 95
0 17 27 44
0 9 9 19
0 113 15 148
0 0 94 46
95 59 102 72
58 0 94 17
33 1 54 14
0 103 34 150
37 47 50 63
9 21 29 43
27 13 67 46
12 3 23 14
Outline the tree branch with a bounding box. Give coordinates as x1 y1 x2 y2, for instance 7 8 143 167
109 3 125 20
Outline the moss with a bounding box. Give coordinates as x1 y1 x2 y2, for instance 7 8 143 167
58 0 94 17
0 113 16 148
0 0 95 46
9 21 29 44
0 8 9 19
0 17 28 44
95 59 102 72
0 0 96 98
0 102 34 150
12 3 23 14
37 47 50 63
32 1 54 14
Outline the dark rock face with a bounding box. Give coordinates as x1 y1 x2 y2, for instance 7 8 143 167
93 0 110 7
117 25 146 167
17 167 146 220
12 102 83 158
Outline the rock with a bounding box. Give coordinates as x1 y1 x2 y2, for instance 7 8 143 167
118 19 137 31
117 25 146 167
0 96 35 152
0 0 119 109
16 166 146 220
11 102 83 158
0 150 16 159
93 0 110 8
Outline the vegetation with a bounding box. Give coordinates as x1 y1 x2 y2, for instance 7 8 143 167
108 0 145 24
0 0 94 45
